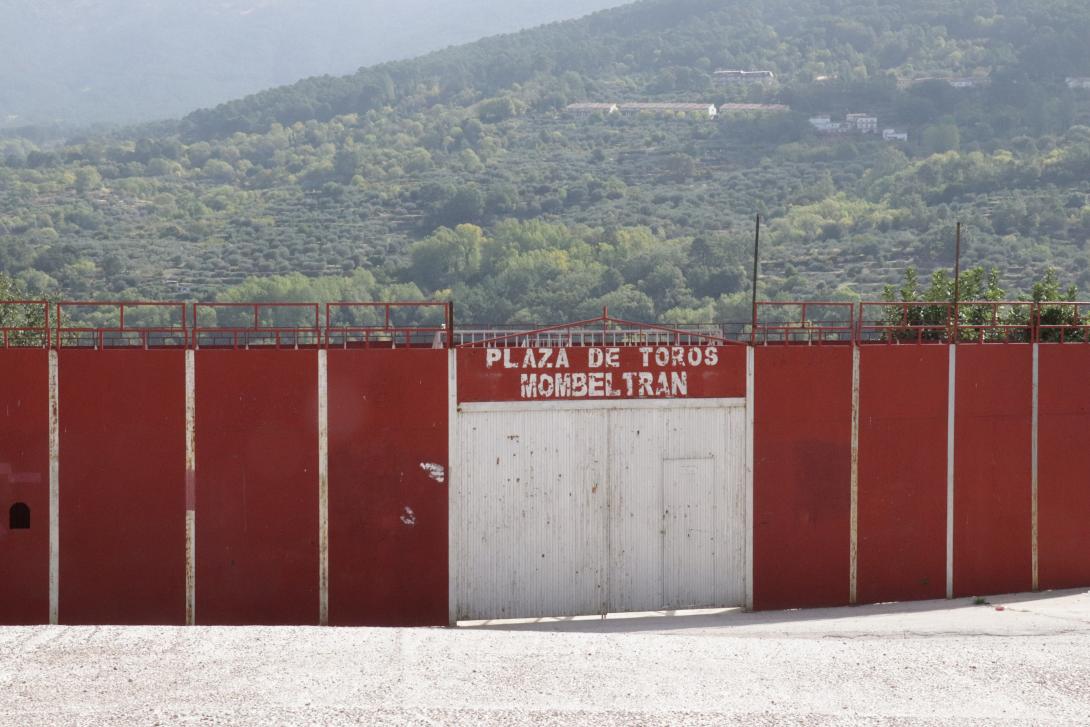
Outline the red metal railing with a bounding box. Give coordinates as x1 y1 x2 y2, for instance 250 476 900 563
954 301 1035 343
192 302 321 349
751 302 855 345
56 302 187 349
8 299 1090 349
457 310 739 348
0 300 50 348
1034 302 1090 343
859 302 953 343
325 302 453 349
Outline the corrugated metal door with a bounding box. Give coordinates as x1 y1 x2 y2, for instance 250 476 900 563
453 407 609 620
453 400 745 621
663 457 716 609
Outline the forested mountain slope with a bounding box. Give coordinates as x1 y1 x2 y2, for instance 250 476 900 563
0 0 626 126
2 0 1090 323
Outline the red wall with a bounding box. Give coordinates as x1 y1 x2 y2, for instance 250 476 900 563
1037 345 1090 590
953 345 1033 597
3 337 1087 625
58 350 186 625
857 346 948 604
754 346 852 610
327 350 448 626
0 350 50 624
195 350 319 625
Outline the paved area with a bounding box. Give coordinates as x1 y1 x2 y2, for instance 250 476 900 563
2 590 1089 725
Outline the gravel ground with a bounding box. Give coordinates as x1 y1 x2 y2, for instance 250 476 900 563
2 590 1089 726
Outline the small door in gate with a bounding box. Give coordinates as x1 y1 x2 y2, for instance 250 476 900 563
663 457 716 609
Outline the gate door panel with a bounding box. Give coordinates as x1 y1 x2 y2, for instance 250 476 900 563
453 400 745 621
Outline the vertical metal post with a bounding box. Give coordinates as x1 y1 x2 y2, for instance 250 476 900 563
317 349 329 626
1032 342 1039 591
952 222 961 343
946 345 956 599
750 215 761 342
849 344 860 604
446 346 459 625
48 349 59 624
185 350 196 625
447 302 455 350
744 346 755 610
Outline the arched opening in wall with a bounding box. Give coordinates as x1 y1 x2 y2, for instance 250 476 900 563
9 503 30 530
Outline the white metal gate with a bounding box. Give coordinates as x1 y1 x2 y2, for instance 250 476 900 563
451 399 746 621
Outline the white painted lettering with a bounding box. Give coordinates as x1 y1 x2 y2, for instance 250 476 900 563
606 374 621 397
520 373 537 398
571 373 588 397
486 349 502 368
505 345 711 399
554 373 572 397
588 372 605 397
538 374 555 397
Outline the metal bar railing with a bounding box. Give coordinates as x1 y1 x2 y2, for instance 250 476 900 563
56 301 187 349
750 302 855 345
325 302 452 349
192 302 321 349
7 300 1090 350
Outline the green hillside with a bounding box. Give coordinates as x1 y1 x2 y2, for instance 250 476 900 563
2 0 1090 323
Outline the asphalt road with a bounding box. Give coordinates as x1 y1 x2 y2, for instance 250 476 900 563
2 590 1089 726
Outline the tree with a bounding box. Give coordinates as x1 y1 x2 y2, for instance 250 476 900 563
0 273 47 346
74 167 102 194
408 224 486 290
662 154 696 182
477 97 520 123
922 124 961 155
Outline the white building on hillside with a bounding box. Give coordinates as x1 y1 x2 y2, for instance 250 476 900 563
1067 77 1090 90
714 69 776 83
617 103 718 119
846 113 879 133
811 113 883 135
565 103 619 116
809 115 852 133
883 128 909 142
719 103 790 113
